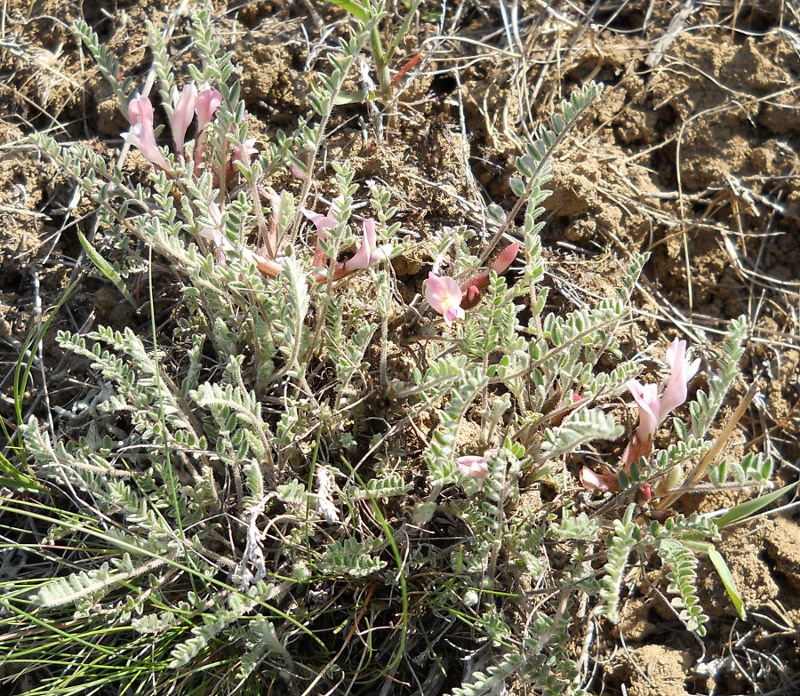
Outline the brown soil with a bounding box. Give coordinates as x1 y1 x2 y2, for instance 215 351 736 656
1 0 799 694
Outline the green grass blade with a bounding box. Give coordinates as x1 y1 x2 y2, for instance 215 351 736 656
385 0 421 63
0 448 42 492
13 279 76 447
714 481 798 529
708 546 746 620
342 460 408 678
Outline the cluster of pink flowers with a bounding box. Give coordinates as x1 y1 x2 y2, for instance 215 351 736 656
302 206 392 281
123 84 254 181
425 242 519 326
125 85 272 274
580 338 701 496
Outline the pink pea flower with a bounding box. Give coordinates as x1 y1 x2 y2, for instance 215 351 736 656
579 466 618 492
622 380 669 468
579 464 652 505
171 83 197 154
303 214 392 278
124 93 169 170
457 455 490 480
583 339 700 496
628 339 700 435
193 87 223 174
343 219 391 272
426 272 465 325
194 87 222 132
627 381 661 447
462 284 481 309
622 338 700 468
491 242 520 275
460 242 520 310
303 206 339 268
660 338 701 417
302 206 338 241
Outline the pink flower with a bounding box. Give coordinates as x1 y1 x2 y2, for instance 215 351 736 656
459 242 520 310
344 219 391 272
622 338 700 468
457 455 490 480
584 340 700 497
124 94 169 170
426 272 465 325
580 465 652 504
579 466 618 491
462 284 481 308
193 88 222 174
171 83 197 154
304 214 392 278
303 206 338 268
628 339 700 436
627 380 661 445
660 338 701 417
302 206 338 241
491 242 520 275
194 87 222 132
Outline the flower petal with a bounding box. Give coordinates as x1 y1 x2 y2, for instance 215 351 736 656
301 207 337 241
457 455 489 480
426 272 464 324
579 467 618 491
171 83 197 154
627 379 660 439
194 87 222 132
660 338 699 418
490 242 520 274
125 94 169 169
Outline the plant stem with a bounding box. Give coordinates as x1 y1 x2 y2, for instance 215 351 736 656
370 26 391 101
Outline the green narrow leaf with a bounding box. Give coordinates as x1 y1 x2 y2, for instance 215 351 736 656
0 448 42 493
713 481 798 529
714 481 800 529
707 547 746 620
326 0 368 21
77 229 137 309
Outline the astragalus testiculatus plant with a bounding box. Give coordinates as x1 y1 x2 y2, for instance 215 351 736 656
1 4 781 696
